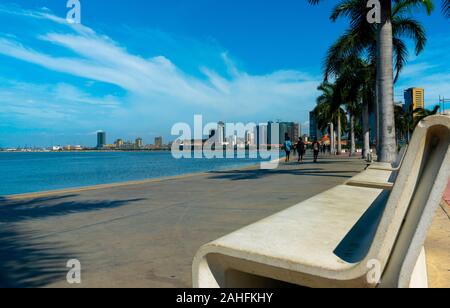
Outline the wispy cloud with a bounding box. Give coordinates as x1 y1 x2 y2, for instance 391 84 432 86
0 80 121 126
0 5 320 145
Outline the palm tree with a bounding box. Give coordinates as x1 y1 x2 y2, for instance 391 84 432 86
412 105 440 126
394 104 410 143
308 0 434 163
334 67 359 157
316 83 339 153
327 0 431 162
325 0 429 83
377 0 433 163
341 81 364 157
325 52 375 159
444 0 450 17
394 105 440 143
315 82 347 154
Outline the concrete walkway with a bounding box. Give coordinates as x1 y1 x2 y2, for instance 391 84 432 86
0 154 448 288
426 203 450 288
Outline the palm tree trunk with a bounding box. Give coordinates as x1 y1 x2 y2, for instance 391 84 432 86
376 85 380 156
363 100 370 160
334 127 338 155
337 109 342 155
350 113 356 156
377 0 397 163
330 122 335 155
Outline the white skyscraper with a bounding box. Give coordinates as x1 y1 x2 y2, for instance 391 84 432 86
256 125 268 147
246 131 256 146
217 121 225 145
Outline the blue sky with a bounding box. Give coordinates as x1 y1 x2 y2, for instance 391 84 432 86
0 0 448 147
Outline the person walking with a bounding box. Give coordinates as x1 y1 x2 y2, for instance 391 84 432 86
284 137 293 163
297 137 306 163
312 138 320 163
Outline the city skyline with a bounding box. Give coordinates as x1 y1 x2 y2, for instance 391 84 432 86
0 117 305 148
0 1 448 147
0 90 442 149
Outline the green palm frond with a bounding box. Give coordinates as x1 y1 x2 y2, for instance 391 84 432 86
330 0 364 22
393 37 408 83
324 0 430 85
323 29 373 80
393 0 434 16
392 16 427 55
315 82 348 132
412 105 440 127
444 0 450 17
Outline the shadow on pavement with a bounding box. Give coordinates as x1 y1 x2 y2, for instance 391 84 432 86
208 167 357 181
0 227 73 288
0 195 146 223
0 195 145 287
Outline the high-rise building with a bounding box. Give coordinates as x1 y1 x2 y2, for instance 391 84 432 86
245 131 256 146
155 137 163 148
267 121 274 145
266 122 299 144
97 131 106 148
217 121 226 145
293 123 300 141
404 88 425 113
310 111 319 140
229 135 238 147
278 122 289 142
278 122 298 142
256 125 268 147
135 138 143 148
115 139 124 148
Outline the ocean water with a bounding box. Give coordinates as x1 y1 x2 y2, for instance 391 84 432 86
0 151 270 196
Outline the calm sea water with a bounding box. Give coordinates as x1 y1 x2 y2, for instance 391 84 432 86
0 151 269 196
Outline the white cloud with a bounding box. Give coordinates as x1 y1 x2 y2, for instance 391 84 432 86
400 63 437 79
0 31 320 113
0 6 320 145
0 80 122 128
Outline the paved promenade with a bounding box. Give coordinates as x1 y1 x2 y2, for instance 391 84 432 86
0 154 448 288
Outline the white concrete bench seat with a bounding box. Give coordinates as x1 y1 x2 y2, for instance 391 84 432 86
193 185 388 288
193 116 450 288
345 168 395 190
345 146 409 190
368 145 408 171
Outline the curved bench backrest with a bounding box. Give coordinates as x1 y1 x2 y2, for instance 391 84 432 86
363 115 450 287
395 145 408 169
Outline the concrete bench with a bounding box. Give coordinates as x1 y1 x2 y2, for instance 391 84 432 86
193 115 450 288
369 145 408 171
345 168 395 190
345 146 409 190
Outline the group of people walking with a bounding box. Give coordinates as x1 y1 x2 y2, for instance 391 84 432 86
283 135 321 163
